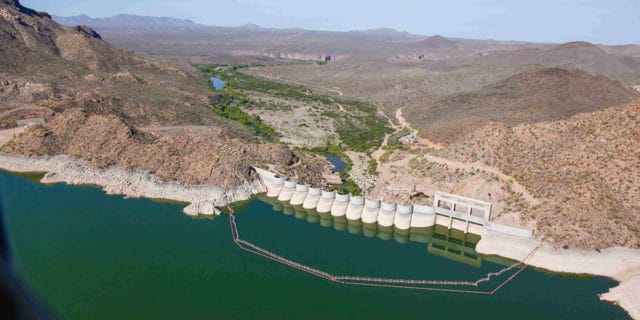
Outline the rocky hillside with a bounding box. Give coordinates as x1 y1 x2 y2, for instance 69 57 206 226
435 101 640 250
405 67 639 143
0 0 228 127
2 109 296 187
470 41 640 85
0 0 314 187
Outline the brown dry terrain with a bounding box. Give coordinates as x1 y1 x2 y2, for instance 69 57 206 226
0 0 326 187
404 67 640 143
3 109 296 187
7 6 640 250
435 101 640 249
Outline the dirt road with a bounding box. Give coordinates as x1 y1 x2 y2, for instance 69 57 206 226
0 127 25 147
373 107 540 206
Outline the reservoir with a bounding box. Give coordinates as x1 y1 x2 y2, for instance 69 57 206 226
0 170 628 319
210 76 225 90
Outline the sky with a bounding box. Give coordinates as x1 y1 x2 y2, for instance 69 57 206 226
21 0 640 45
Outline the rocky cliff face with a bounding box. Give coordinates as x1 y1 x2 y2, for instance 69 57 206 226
0 0 137 72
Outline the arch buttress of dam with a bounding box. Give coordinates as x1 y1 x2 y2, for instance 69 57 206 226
394 204 413 230
330 193 349 217
377 201 397 227
302 187 322 209
362 199 380 224
252 167 534 238
316 190 336 213
345 196 364 220
290 183 309 206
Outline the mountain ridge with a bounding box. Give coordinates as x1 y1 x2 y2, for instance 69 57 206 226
404 66 640 143
53 13 202 29
0 0 307 188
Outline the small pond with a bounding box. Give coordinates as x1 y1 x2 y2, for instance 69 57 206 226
210 77 225 91
325 153 347 173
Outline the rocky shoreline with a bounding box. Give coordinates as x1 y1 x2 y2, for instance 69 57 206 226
1 152 639 319
0 153 265 215
476 232 640 320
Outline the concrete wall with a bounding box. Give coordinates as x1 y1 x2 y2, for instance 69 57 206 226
253 167 534 238
16 118 44 127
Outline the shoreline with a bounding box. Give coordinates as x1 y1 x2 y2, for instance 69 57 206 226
0 153 265 215
0 153 639 319
476 231 640 319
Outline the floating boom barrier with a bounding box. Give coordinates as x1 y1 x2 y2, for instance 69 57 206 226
228 210 537 295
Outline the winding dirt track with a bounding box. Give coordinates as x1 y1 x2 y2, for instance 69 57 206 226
243 72 541 206
420 154 541 205
375 107 541 206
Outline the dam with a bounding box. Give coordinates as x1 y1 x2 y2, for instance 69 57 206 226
253 167 533 238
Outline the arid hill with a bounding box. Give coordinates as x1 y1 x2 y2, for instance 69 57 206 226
3 108 296 187
434 101 640 250
0 0 229 127
469 41 640 84
0 0 317 187
404 67 639 143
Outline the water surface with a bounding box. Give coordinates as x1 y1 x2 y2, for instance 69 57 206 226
210 76 225 90
325 153 347 173
0 170 628 319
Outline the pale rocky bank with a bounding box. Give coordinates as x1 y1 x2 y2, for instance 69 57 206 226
477 232 640 320
2 152 640 319
0 153 265 215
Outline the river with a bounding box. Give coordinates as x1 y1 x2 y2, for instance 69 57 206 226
0 170 628 319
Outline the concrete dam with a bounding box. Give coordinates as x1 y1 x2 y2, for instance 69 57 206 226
254 167 533 238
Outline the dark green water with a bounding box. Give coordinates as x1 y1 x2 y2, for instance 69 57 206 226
0 170 629 319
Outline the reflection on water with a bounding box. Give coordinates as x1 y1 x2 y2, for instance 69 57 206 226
257 194 485 267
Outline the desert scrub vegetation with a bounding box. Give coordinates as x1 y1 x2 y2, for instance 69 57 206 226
409 156 475 182
198 64 391 152
328 179 362 196
209 99 280 142
379 150 393 163
366 158 379 176
295 143 363 195
296 144 352 174
435 101 640 249
385 128 411 149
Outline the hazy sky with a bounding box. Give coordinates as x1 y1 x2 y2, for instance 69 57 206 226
22 0 640 44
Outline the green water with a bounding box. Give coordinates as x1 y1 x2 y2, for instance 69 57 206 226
0 170 629 319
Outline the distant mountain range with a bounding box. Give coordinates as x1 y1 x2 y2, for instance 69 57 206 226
53 14 425 39
52 14 203 29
